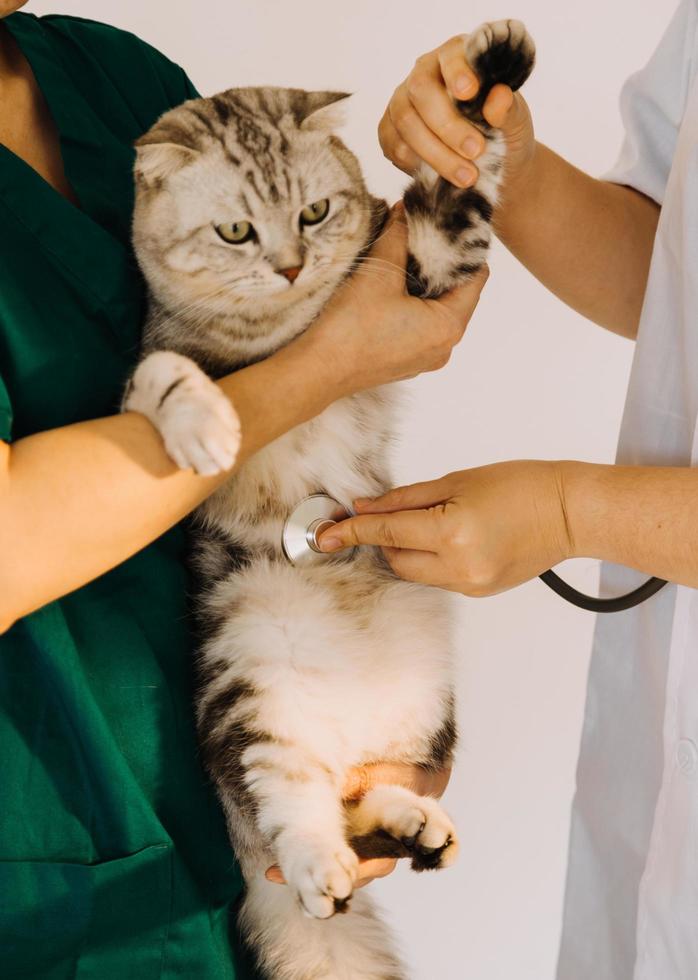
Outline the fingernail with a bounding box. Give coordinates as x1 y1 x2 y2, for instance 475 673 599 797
318 536 342 553
395 141 411 164
462 137 481 159
455 73 475 98
455 166 475 187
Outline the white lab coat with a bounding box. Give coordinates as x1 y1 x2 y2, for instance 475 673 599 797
556 2 698 978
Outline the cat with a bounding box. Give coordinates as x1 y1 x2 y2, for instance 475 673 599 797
124 21 535 980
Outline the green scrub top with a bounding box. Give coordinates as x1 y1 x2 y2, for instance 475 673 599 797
0 13 257 979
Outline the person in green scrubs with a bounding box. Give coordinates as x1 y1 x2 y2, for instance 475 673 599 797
0 4 486 977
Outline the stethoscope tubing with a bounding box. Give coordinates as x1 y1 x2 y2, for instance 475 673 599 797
539 569 668 613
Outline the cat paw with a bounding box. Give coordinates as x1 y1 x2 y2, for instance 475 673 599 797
464 19 536 94
350 784 459 872
124 350 241 476
280 839 359 919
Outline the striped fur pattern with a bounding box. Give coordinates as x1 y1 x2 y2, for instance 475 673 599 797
124 22 534 980
404 20 536 297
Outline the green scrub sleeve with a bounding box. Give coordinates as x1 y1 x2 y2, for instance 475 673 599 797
41 14 200 106
0 374 12 442
140 37 200 102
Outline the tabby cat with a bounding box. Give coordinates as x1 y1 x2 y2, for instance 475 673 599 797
124 21 535 980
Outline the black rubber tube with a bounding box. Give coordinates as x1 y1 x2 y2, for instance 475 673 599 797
539 569 668 613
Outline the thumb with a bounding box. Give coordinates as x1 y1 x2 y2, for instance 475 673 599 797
354 475 455 514
482 83 515 129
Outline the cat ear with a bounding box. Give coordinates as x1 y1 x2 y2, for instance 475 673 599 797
134 127 199 186
298 91 351 132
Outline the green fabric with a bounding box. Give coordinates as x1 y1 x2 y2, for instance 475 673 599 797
0 13 253 979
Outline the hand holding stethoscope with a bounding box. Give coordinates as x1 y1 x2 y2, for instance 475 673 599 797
308 461 666 612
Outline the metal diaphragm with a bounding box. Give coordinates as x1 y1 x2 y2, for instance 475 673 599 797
281 494 354 566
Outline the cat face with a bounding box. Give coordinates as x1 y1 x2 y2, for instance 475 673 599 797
133 88 375 347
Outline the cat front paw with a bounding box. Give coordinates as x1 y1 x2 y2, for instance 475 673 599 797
124 350 241 476
278 836 359 919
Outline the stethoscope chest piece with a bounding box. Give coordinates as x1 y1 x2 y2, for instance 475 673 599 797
282 494 355 566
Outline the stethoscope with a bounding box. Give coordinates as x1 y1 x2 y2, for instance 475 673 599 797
282 494 668 612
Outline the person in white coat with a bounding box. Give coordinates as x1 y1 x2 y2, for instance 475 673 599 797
320 3 698 976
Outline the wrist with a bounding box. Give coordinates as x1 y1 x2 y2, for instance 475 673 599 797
494 140 545 238
280 325 346 413
557 460 615 561
302 308 361 400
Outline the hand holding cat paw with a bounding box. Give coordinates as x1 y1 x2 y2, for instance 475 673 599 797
380 21 536 195
311 207 488 393
125 351 241 476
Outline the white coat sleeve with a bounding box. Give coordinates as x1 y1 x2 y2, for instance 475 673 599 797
603 0 698 203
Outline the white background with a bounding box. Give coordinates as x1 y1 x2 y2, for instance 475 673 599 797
28 1 672 977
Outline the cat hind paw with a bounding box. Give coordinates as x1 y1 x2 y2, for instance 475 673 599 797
464 19 536 94
280 839 359 919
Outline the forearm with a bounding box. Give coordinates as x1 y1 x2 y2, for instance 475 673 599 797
0 330 335 630
0 210 483 630
563 461 698 587
495 142 660 339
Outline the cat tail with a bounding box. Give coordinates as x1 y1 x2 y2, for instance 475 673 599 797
239 867 407 980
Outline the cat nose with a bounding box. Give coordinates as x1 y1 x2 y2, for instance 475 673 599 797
278 265 302 284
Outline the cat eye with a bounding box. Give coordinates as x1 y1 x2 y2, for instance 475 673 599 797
215 220 256 244
299 199 330 227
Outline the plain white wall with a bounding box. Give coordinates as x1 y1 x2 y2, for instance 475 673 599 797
28 1 672 976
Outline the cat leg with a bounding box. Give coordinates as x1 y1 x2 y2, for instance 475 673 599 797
201 699 360 921
123 349 240 475
348 782 459 872
241 740 360 919
403 19 536 297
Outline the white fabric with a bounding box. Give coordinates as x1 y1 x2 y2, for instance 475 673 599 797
556 3 698 978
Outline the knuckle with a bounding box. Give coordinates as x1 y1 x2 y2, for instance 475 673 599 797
465 557 498 594
347 524 361 546
445 34 467 54
393 106 414 132
387 486 406 507
449 526 471 553
378 519 397 548
406 73 427 101
394 142 413 166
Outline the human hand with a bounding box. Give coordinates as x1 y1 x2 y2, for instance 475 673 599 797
265 762 451 889
378 34 536 197
307 205 488 397
317 461 572 596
